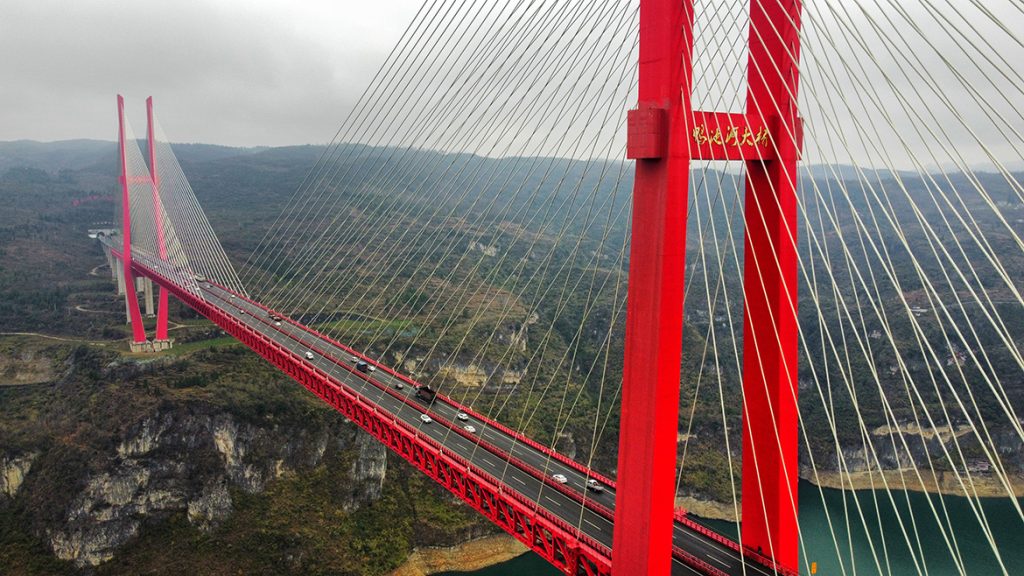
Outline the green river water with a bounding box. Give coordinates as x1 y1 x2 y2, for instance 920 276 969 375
437 480 1022 575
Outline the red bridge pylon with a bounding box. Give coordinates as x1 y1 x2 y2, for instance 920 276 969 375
146 97 171 342
116 94 148 346
115 95 173 352
614 0 803 573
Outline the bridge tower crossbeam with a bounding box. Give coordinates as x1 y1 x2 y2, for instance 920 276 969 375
615 0 803 573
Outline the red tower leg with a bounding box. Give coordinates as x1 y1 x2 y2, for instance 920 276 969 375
612 1 694 574
146 97 170 341
118 95 147 344
740 0 803 570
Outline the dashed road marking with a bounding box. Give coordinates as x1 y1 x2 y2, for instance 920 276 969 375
706 555 729 567
544 495 565 509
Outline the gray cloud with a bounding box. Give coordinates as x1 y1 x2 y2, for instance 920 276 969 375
0 0 421 146
2 0 1022 173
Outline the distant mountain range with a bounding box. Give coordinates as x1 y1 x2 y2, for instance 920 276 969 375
3 139 1020 179
0 139 267 174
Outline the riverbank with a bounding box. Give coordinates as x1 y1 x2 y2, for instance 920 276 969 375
804 469 1024 498
389 534 527 576
389 470 1023 574
395 477 1024 576
678 469 1023 523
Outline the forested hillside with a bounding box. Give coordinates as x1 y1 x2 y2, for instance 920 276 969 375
0 139 1021 573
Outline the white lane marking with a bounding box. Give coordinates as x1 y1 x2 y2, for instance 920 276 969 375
706 554 729 567
583 518 603 531
672 559 704 576
745 561 776 576
677 527 764 571
543 495 565 509
512 476 527 486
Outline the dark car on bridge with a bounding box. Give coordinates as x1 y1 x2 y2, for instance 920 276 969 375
415 385 436 403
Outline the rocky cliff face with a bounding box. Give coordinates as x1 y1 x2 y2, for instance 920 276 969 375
804 421 1024 479
0 452 37 497
347 431 388 510
38 407 381 568
396 313 535 390
0 347 57 385
389 534 527 576
0 345 504 575
675 417 1024 523
432 362 526 389
800 422 1024 496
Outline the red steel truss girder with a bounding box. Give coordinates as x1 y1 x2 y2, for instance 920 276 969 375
127 258 613 576
112 247 765 575
168 273 618 518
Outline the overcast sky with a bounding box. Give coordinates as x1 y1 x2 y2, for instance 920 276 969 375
3 0 1022 172
1 0 422 147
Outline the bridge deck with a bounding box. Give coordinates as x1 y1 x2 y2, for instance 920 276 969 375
104 240 786 576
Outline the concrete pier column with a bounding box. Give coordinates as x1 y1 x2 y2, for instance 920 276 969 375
104 248 117 279
124 282 133 324
116 264 126 295
143 278 155 317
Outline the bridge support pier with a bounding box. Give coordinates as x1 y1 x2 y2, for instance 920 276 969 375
104 247 117 280
128 338 173 353
123 280 134 324
143 277 155 317
115 263 126 295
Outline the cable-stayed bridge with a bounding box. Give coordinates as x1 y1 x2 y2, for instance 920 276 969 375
94 0 1024 574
